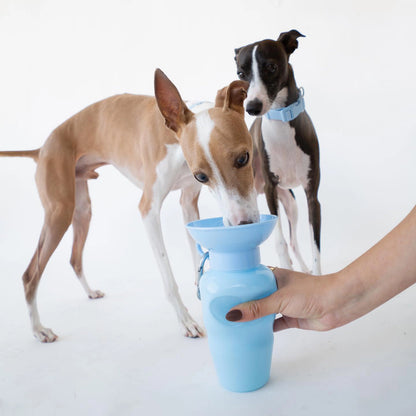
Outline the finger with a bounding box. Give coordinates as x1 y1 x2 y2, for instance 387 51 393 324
225 292 280 322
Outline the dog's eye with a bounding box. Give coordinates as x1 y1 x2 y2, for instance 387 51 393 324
235 152 249 168
194 172 209 183
266 62 278 73
237 71 246 80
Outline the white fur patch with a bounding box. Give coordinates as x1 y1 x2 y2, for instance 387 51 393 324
195 111 216 154
246 45 270 115
261 118 311 189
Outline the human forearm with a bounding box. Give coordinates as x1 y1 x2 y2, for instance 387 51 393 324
226 205 416 331
329 205 416 327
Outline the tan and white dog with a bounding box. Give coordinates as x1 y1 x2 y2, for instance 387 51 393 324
0 69 259 342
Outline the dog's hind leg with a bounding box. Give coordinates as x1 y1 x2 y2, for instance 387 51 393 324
279 188 309 273
23 155 76 342
70 178 104 299
306 186 321 275
180 183 202 285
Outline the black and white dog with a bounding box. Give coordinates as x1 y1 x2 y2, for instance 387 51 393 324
234 30 321 274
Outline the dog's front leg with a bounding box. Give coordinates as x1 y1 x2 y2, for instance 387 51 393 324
274 204 294 270
264 178 292 270
279 187 308 272
140 198 204 338
256 130 293 270
180 183 202 285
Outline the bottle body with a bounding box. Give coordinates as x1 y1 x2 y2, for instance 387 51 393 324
186 214 278 392
200 264 277 392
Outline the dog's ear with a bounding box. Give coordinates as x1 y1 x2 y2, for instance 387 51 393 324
215 80 249 115
277 30 305 55
215 85 228 108
154 68 193 134
234 47 242 62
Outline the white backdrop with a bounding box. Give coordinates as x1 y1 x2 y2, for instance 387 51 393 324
0 1 415 415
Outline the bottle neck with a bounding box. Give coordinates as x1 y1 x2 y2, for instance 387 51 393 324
209 247 260 271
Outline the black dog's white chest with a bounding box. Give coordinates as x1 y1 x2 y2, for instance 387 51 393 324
261 118 310 189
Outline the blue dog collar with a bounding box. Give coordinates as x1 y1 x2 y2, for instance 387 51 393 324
265 88 305 122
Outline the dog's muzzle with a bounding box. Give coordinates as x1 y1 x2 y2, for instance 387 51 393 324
246 99 263 116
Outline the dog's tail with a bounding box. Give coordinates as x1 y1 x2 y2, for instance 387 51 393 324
0 149 40 162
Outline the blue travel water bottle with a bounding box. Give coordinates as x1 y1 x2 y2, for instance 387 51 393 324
186 214 277 392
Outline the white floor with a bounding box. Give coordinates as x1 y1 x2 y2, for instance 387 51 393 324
0 163 415 415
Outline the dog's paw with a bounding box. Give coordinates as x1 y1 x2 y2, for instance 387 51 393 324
183 318 205 338
88 290 105 299
34 327 58 343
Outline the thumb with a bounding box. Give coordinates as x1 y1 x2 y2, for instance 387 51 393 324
225 292 281 322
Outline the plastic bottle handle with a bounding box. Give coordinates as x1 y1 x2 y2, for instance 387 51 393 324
197 248 209 300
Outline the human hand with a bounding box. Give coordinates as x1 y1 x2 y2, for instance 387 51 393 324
225 268 343 331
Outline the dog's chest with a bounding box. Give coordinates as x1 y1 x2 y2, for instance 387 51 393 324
261 119 310 189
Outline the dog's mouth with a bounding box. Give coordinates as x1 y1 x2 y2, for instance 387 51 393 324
217 186 260 227
223 211 260 227
238 220 253 225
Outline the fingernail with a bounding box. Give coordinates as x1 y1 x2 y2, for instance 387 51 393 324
226 309 242 322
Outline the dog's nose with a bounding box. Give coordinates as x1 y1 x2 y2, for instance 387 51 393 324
238 220 253 225
246 99 263 116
